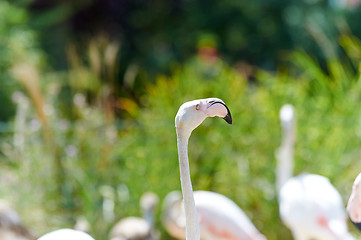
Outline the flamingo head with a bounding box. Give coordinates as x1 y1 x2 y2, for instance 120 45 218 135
348 173 361 230
280 104 295 131
175 98 232 139
279 104 296 147
140 192 159 212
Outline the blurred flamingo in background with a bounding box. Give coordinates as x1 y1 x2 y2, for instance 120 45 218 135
0 200 35 240
276 104 353 240
109 192 159 240
162 190 267 240
173 98 266 240
347 172 361 232
37 228 94 240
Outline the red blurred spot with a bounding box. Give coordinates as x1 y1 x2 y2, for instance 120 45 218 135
317 216 328 227
206 224 239 240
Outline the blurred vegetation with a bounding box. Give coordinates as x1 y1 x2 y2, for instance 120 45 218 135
26 0 361 77
2 0 361 240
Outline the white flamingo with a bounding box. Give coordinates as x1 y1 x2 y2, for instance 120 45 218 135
347 172 361 232
174 98 266 240
109 192 159 240
37 228 94 240
276 104 353 240
175 98 231 240
0 200 35 240
162 190 267 240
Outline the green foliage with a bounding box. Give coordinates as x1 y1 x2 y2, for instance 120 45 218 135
0 1 45 121
28 0 361 82
2 14 361 238
3 1 361 239
115 41 361 239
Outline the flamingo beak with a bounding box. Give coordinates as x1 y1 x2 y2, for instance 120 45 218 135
208 100 232 124
350 218 361 232
222 106 232 124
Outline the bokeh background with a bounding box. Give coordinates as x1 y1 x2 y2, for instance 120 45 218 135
2 0 361 239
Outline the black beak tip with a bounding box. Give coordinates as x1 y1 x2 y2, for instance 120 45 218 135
211 101 232 125
223 112 232 125
350 218 361 232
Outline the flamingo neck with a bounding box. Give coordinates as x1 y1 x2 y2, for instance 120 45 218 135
177 132 200 240
276 127 295 194
143 209 154 228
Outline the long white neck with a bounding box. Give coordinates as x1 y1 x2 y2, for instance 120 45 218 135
276 124 295 195
176 132 200 240
143 208 154 228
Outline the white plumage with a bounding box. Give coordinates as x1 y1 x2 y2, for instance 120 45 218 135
347 172 361 231
277 104 353 240
163 190 266 240
175 98 232 240
110 217 152 240
174 98 267 240
109 192 159 240
37 229 94 240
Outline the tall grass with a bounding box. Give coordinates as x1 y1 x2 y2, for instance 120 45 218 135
110 34 361 239
1 34 361 240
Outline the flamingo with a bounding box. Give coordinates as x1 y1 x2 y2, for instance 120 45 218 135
109 192 159 240
174 98 266 240
162 190 267 240
0 200 35 240
175 98 231 240
37 228 94 240
347 172 361 231
276 104 354 240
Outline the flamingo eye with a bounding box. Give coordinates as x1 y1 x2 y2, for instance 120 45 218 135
196 104 200 110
